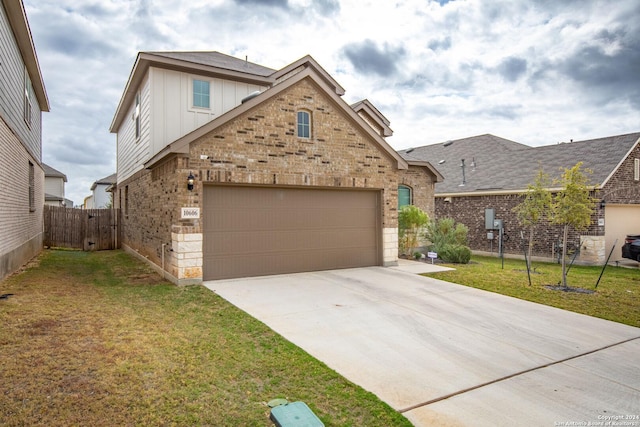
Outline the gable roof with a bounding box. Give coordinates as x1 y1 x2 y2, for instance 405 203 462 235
400 132 640 195
145 56 409 171
351 99 393 137
91 173 117 190
110 51 275 132
2 0 49 111
43 163 67 181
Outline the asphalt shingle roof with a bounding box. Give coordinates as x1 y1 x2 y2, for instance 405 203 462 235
43 163 67 181
400 132 640 194
145 51 275 77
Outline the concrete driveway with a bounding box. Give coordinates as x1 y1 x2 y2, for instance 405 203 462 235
204 261 640 426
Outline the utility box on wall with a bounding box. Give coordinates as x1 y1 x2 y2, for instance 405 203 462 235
485 208 495 230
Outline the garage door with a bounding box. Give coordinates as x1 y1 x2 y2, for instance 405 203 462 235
605 204 640 260
203 186 381 280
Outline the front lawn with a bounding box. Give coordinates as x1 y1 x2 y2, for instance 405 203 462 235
423 256 640 328
0 249 411 427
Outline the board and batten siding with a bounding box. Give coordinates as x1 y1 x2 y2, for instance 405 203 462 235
118 66 268 182
0 2 42 161
149 67 267 154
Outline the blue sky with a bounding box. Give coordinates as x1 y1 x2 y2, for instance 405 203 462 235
23 0 640 206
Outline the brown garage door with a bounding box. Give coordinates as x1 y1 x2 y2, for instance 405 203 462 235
203 185 381 280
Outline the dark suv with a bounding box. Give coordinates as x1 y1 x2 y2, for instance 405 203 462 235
622 235 640 262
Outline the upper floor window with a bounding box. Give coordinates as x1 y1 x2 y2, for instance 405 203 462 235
134 92 141 140
297 111 310 138
28 161 35 212
24 69 33 127
193 79 210 109
398 185 412 209
634 158 639 181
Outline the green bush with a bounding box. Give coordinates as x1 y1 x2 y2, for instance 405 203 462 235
424 217 472 264
439 244 472 264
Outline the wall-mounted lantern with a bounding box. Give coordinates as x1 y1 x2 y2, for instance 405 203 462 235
187 172 195 191
599 199 606 210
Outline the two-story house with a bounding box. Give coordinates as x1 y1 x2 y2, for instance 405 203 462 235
87 172 116 208
110 52 441 284
43 163 71 207
0 0 49 281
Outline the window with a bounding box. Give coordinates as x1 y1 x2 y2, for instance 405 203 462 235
193 79 210 109
635 159 639 181
24 69 33 127
398 185 412 209
124 185 129 216
297 111 310 138
134 92 141 140
28 161 35 212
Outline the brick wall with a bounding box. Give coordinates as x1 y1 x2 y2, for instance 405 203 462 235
435 191 605 261
601 142 640 203
117 77 423 282
0 116 44 280
398 166 436 218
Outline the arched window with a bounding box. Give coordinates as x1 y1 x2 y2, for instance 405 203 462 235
398 185 412 209
297 111 310 138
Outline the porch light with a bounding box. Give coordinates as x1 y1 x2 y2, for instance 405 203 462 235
599 199 606 209
187 172 195 191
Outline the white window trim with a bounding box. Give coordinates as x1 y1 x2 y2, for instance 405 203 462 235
133 92 141 141
634 158 639 181
24 69 33 128
189 77 212 111
297 110 311 139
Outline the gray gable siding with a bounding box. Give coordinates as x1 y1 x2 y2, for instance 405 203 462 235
0 2 42 161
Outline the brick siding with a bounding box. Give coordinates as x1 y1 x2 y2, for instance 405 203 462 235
116 77 431 281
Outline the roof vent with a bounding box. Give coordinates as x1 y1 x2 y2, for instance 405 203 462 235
443 140 453 147
405 148 414 154
438 159 446 164
241 90 261 103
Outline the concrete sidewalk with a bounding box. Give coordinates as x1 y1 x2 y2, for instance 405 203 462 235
204 266 640 426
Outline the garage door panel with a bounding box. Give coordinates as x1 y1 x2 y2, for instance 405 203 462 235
203 186 381 280
207 247 379 280
209 207 376 231
204 228 378 255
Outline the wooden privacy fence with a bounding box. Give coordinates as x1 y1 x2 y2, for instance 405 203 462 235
44 206 121 251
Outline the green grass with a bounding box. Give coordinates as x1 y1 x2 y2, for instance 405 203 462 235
0 249 412 427
424 256 640 328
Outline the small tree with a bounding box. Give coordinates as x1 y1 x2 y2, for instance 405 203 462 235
550 162 597 288
512 168 552 271
398 205 429 257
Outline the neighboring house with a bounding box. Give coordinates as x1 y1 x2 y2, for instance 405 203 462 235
43 163 72 207
400 133 640 264
0 0 49 281
89 173 116 208
110 51 441 284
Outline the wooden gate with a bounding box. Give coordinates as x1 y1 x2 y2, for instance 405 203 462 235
44 206 120 250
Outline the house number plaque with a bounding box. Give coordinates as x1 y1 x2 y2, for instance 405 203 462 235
181 207 200 219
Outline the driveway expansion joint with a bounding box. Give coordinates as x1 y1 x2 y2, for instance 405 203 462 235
399 335 640 414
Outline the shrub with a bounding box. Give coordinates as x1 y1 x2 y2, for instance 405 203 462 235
424 217 471 264
439 244 472 264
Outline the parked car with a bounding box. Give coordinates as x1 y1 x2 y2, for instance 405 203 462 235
621 234 640 262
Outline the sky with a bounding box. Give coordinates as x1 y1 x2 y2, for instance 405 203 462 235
23 0 640 207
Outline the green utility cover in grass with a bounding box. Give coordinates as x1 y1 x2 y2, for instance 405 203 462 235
270 401 324 427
